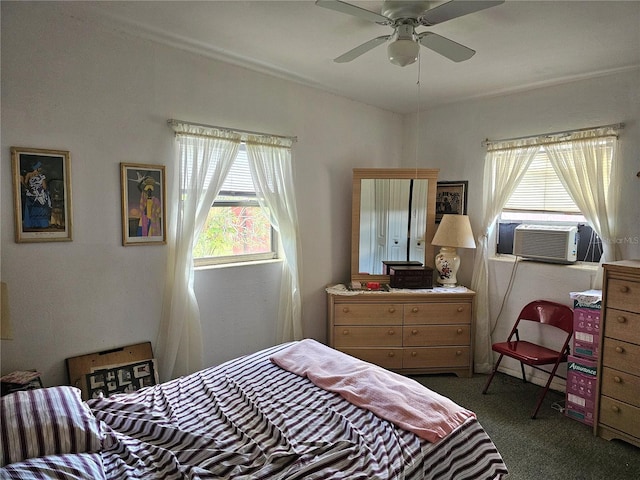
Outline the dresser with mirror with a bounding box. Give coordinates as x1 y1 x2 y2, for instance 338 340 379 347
327 168 476 377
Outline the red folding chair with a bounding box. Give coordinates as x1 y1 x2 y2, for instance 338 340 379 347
482 299 574 419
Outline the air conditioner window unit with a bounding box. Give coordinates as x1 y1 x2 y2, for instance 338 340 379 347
512 224 578 264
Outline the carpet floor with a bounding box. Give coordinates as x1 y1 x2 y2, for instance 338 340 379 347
412 372 640 480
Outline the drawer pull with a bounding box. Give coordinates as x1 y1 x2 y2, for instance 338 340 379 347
388 307 396 313
456 350 462 356
342 307 349 313
615 346 625 354
412 307 419 313
613 376 622 384
619 285 630 293
616 316 627 324
388 352 395 358
342 329 349 336
457 328 463 334
411 329 418 335
611 405 621 413
387 329 395 335
411 351 417 357
457 306 464 313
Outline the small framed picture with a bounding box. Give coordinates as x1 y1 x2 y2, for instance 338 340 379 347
436 181 468 223
11 147 73 243
120 163 166 246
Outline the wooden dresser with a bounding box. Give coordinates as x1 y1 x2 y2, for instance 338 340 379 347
594 260 640 448
327 287 475 377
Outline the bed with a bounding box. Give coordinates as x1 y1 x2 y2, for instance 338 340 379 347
1 340 508 479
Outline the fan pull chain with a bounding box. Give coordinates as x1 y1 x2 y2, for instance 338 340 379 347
414 54 422 177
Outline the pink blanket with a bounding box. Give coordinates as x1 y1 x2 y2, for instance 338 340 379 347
270 339 475 443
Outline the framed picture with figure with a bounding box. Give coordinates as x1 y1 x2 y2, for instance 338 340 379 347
120 163 166 246
11 147 73 243
436 181 468 223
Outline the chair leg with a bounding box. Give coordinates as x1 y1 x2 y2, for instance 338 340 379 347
530 362 563 419
520 362 527 383
482 354 504 394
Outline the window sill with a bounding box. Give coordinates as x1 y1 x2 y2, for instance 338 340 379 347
194 258 283 271
490 254 599 272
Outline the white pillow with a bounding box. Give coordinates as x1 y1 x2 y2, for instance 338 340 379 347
0 386 103 466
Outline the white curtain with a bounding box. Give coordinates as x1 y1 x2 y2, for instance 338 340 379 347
544 127 620 287
156 123 241 381
246 135 303 342
471 140 540 373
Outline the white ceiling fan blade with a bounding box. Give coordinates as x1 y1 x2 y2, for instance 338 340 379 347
315 0 390 25
418 32 475 62
420 1 504 26
334 36 390 63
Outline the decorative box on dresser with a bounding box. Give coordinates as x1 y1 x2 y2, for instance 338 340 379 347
594 260 640 448
327 287 475 377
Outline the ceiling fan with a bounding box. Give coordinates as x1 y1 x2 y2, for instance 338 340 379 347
316 0 504 67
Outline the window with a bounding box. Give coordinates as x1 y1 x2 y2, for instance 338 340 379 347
497 147 603 262
194 145 277 266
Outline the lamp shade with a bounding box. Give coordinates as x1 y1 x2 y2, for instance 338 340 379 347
388 39 419 66
432 215 476 249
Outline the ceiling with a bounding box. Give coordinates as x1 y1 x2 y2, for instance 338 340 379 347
59 1 640 114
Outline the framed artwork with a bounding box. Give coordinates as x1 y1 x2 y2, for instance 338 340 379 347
436 181 468 223
120 163 166 246
11 147 73 243
86 359 158 399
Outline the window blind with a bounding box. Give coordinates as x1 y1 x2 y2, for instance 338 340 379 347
219 145 254 195
182 143 254 195
503 148 580 214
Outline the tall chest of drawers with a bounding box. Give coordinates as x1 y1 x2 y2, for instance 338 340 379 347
594 260 640 448
327 288 475 377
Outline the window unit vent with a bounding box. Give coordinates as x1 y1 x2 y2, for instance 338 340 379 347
513 225 578 264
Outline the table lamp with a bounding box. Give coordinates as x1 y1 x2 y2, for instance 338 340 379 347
431 215 476 286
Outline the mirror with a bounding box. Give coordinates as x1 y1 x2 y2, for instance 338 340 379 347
352 168 439 284
359 178 428 274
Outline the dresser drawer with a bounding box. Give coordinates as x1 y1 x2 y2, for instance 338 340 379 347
603 308 640 345
404 303 471 325
327 290 476 377
600 367 640 408
599 396 640 439
339 348 403 370
334 303 402 325
606 279 640 314
602 338 640 377
402 346 470 369
333 326 402 347
403 325 470 347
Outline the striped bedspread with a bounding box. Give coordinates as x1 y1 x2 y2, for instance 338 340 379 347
83 342 507 479
270 339 476 442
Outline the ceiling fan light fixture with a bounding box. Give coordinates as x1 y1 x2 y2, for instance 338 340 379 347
316 0 502 65
388 38 419 67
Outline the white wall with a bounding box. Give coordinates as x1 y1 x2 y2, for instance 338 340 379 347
0 3 403 386
405 68 640 385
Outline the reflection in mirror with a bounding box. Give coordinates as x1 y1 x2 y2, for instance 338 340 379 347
351 168 438 285
359 179 428 274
